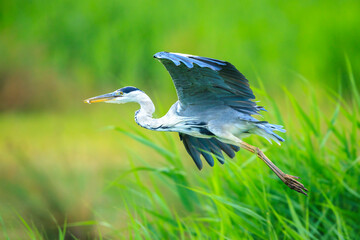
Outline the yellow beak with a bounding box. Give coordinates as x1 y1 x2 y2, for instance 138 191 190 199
84 92 116 104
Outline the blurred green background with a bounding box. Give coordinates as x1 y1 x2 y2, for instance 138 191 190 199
1 0 359 239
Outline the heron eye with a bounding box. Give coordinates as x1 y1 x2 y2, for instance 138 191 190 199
120 91 124 95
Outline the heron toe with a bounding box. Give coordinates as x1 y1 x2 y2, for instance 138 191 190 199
283 174 308 196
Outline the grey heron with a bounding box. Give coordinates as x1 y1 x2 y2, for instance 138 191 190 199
84 51 308 195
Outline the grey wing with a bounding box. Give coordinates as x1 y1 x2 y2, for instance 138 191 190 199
179 133 240 170
154 51 264 115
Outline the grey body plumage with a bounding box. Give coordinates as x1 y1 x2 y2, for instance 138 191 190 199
84 51 308 195
153 52 285 167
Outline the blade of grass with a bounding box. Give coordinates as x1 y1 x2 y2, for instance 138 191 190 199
0 215 9 240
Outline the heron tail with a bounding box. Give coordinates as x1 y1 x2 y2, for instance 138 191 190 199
254 122 286 144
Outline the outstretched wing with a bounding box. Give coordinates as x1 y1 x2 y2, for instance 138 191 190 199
179 133 240 170
154 51 264 115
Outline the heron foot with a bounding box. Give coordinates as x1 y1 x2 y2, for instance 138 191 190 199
283 174 308 196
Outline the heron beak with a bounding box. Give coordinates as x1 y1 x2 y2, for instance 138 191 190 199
84 92 117 104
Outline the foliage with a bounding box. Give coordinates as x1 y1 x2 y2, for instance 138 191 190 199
0 0 359 239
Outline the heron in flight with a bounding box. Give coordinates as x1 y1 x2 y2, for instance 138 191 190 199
84 52 308 195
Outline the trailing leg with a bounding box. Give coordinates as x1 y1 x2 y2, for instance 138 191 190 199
239 141 308 196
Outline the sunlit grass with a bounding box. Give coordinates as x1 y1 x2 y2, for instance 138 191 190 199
101 83 357 239
1 72 359 239
1 0 360 238
109 80 358 239
3 74 357 239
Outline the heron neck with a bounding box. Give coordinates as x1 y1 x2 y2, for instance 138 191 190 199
134 93 162 130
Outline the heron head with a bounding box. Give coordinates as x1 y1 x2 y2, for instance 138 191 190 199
84 86 143 104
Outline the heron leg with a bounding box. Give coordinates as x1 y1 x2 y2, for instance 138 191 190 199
239 141 308 196
209 127 308 195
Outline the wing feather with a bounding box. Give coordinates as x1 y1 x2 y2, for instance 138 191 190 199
154 51 262 115
155 52 257 169
181 134 203 169
179 133 240 170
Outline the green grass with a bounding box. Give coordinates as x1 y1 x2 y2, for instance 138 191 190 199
1 0 360 238
1 0 360 111
2 73 358 239
97 75 358 239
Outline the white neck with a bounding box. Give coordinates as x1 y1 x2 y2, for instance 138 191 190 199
134 92 163 130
